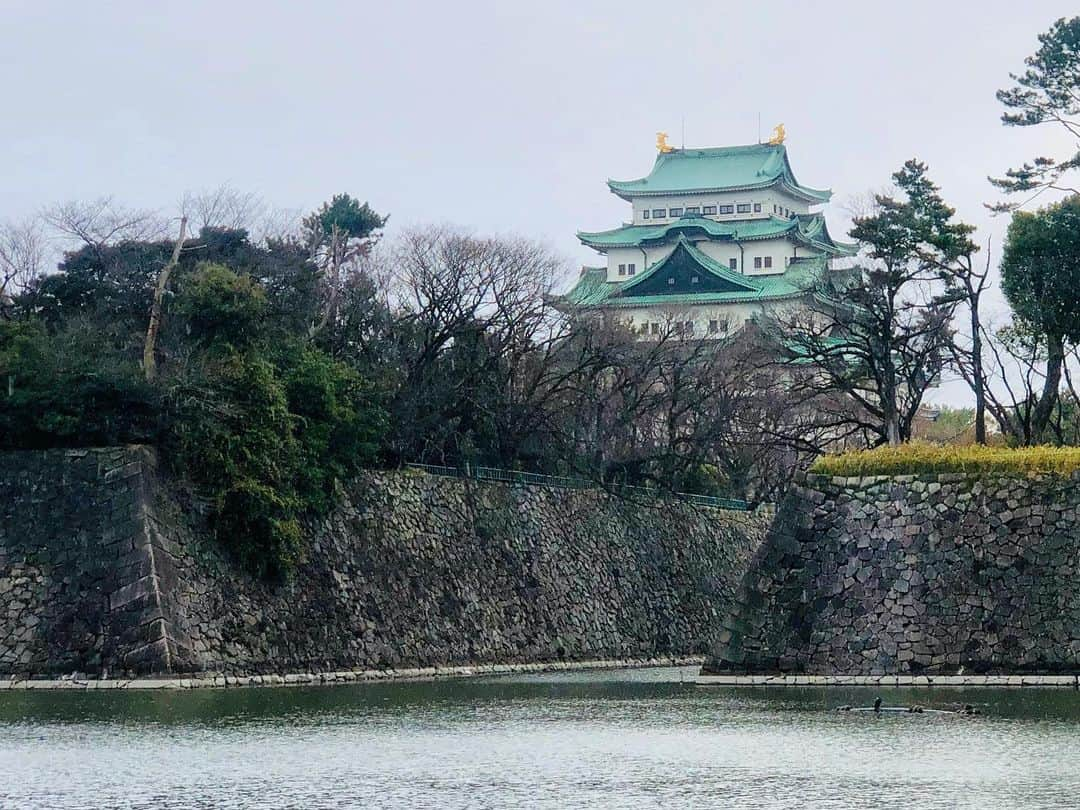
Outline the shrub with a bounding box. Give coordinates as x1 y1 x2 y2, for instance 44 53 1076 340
0 318 157 448
810 442 1080 477
167 342 385 579
168 353 299 578
173 262 269 351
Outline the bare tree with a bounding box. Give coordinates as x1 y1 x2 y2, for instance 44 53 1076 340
0 218 46 309
180 185 267 234
256 206 303 244
543 315 857 501
381 227 568 463
42 197 166 249
980 316 1080 445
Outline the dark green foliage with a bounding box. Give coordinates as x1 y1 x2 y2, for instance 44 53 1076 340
168 353 303 578
304 193 387 241
999 196 1080 440
174 262 269 351
0 318 157 448
1001 196 1080 344
168 344 384 579
280 345 386 513
25 227 318 346
30 240 174 330
165 265 385 579
5 221 387 579
991 17 1080 206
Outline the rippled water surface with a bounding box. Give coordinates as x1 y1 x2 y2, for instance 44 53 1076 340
2 667 1079 809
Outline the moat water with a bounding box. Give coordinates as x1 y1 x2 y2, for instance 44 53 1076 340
2 667 1079 809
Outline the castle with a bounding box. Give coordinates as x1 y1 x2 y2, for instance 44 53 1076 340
562 135 855 337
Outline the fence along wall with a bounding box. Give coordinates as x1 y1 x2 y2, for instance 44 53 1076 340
0 448 769 678
405 463 749 510
705 470 1080 675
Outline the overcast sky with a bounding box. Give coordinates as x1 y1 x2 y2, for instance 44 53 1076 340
4 0 1077 403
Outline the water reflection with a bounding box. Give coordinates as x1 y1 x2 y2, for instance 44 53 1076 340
2 667 1078 809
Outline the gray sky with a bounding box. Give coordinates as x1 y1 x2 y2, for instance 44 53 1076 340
4 0 1078 403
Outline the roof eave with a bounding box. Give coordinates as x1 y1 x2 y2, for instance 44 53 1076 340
607 178 784 198
593 289 811 308
781 180 832 203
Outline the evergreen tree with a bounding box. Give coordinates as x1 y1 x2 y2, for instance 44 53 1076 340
991 16 1080 210
1000 195 1080 438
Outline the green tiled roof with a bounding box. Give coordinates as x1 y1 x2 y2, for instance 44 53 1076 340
607 144 831 202
578 214 857 256
561 238 828 309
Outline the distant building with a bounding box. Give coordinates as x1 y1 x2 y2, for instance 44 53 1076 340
561 139 855 337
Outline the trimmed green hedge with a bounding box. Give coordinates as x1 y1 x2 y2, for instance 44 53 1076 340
810 442 1080 477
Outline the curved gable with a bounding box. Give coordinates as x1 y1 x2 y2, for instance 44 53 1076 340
618 239 758 299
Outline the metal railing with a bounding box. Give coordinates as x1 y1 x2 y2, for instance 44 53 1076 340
405 462 748 511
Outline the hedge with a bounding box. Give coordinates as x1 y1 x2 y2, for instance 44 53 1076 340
810 442 1080 477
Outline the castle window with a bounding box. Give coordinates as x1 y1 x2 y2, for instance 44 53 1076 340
729 258 738 270
737 203 751 213
709 319 719 334
627 263 636 275
670 207 683 217
652 208 666 218
685 206 700 215
691 276 699 284
618 264 626 276
754 203 762 213
684 321 694 334
642 210 650 220
650 322 659 335
754 257 763 269
764 256 773 268
668 277 675 285
719 204 734 214
703 205 717 215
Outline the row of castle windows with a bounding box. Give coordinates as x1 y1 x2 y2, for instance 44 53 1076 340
642 202 799 221
639 319 727 336
643 203 759 220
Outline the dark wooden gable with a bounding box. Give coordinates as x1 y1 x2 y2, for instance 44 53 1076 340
620 241 756 298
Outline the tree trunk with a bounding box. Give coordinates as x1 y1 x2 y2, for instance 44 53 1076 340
886 414 901 446
970 304 987 444
143 217 187 382
1031 332 1065 441
310 226 343 339
880 343 902 446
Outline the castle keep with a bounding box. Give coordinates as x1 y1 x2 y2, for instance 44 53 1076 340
563 134 854 337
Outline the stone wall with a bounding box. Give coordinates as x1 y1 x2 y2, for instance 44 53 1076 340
705 470 1080 675
0 448 767 678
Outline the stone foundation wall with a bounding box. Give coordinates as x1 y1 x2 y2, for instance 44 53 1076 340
706 471 1080 675
0 448 767 677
